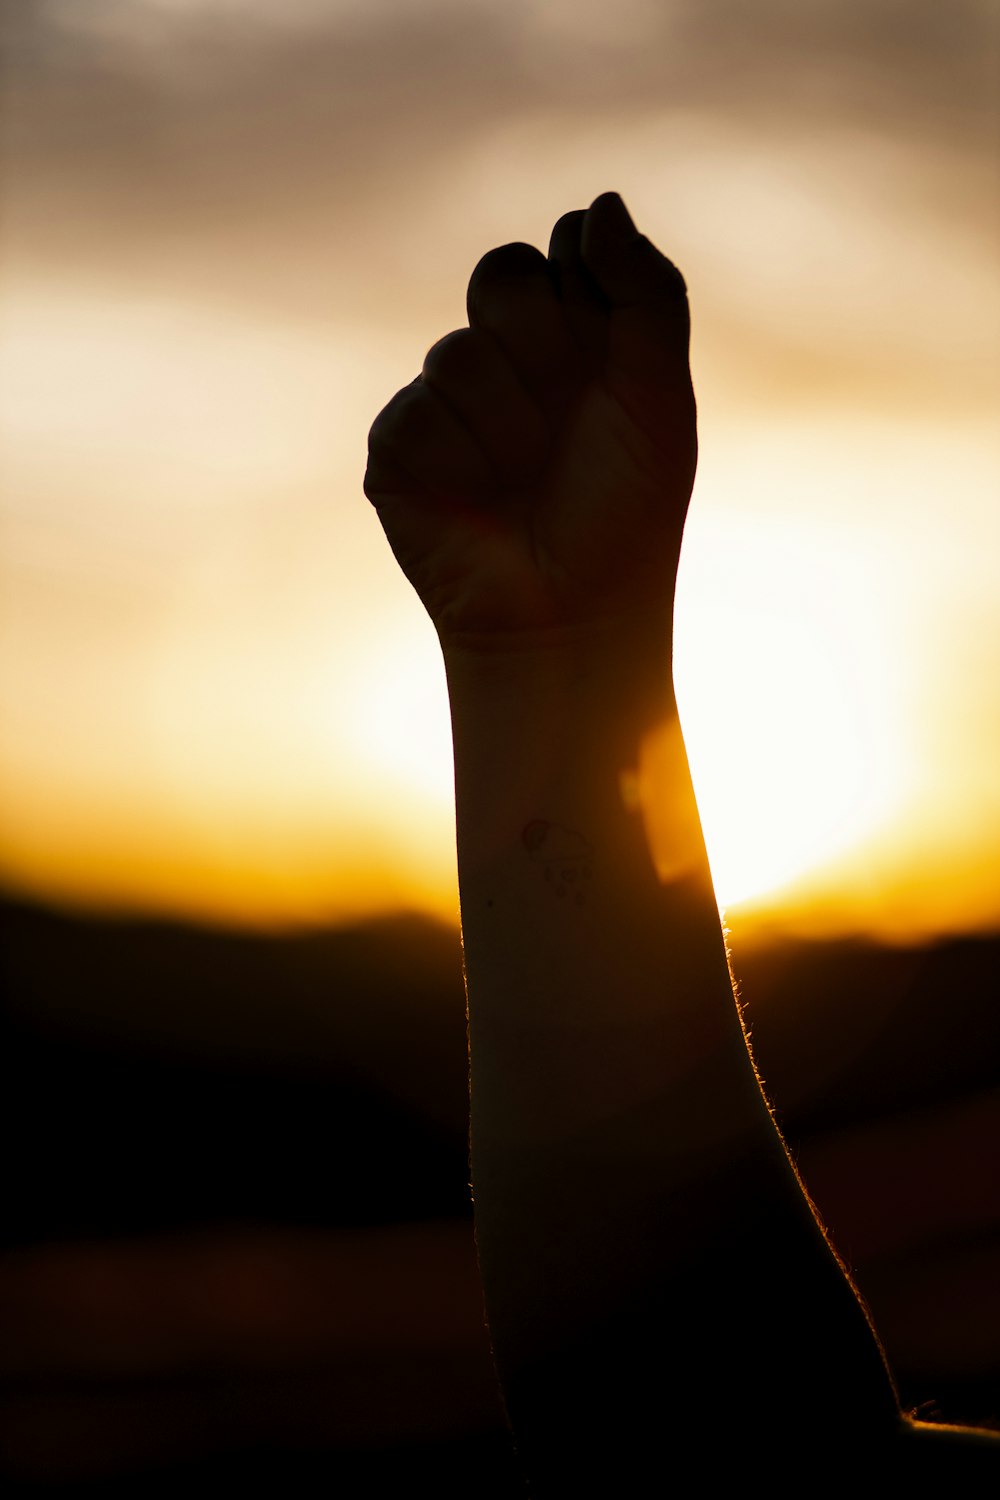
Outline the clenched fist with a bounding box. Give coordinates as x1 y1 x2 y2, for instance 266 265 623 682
364 192 696 654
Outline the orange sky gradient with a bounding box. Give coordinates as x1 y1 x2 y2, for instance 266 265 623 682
1 0 998 942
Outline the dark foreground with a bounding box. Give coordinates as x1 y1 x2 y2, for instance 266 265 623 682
1 897 998 1493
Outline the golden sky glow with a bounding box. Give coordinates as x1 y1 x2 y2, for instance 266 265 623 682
1 1 998 940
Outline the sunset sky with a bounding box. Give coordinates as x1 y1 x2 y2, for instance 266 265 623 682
2 0 998 941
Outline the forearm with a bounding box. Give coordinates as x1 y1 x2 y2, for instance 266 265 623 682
447 636 900 1480
449 630 762 1229
369 186 999 1487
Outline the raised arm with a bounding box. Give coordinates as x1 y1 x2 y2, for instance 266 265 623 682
364 194 994 1489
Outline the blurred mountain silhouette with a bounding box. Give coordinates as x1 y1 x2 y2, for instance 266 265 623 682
1 895 997 1486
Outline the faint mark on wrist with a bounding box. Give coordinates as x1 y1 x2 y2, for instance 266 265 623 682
522 820 593 905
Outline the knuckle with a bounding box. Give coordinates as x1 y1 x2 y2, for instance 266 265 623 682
548 209 586 252
367 381 423 453
473 241 546 278
422 328 480 386
467 242 551 315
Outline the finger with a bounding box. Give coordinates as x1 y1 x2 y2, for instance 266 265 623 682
580 192 688 310
364 376 496 501
422 327 549 484
580 192 693 394
466 242 578 414
547 208 608 362
548 209 605 306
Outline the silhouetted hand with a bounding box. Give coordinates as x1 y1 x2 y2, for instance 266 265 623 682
364 193 696 653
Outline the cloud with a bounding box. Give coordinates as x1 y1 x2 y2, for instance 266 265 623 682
8 0 994 268
4 2 995 418
2 2 997 932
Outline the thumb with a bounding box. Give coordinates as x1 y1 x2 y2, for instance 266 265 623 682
579 193 693 407
580 193 689 311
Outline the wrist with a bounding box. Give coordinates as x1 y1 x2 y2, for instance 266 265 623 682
442 615 683 884
441 608 677 740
